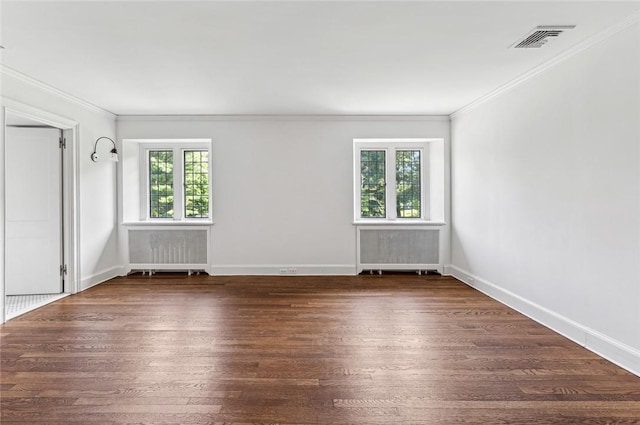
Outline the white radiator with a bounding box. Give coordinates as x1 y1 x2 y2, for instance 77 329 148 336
357 226 441 274
127 227 210 274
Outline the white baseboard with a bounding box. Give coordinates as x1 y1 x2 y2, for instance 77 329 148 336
80 266 122 291
443 264 455 276
448 265 640 377
119 266 131 277
0 304 4 324
210 264 357 276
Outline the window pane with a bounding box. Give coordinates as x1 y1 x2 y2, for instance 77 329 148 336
149 150 174 218
184 150 209 218
360 150 386 218
396 150 421 218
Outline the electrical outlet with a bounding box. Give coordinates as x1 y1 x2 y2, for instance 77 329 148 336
279 267 297 274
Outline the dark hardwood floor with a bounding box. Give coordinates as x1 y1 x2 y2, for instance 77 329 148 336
2 274 640 424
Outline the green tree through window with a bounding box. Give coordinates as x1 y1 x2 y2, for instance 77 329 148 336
147 147 210 220
360 150 386 218
396 150 421 218
149 150 174 218
184 150 209 218
356 140 427 221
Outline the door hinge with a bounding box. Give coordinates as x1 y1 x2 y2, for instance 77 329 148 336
60 264 68 276
59 137 66 149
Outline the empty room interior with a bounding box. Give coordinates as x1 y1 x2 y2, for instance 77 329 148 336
1 0 640 423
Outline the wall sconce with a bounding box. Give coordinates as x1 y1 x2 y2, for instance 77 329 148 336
91 136 119 162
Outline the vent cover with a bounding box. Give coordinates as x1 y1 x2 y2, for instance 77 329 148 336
128 228 208 265
512 25 575 49
357 227 440 273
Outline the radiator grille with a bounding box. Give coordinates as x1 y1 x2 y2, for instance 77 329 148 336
359 228 439 266
128 229 208 265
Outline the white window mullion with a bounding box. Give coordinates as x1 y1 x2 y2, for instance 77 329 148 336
208 151 214 219
387 148 397 220
141 149 149 221
355 148 359 221
173 148 184 220
421 148 429 220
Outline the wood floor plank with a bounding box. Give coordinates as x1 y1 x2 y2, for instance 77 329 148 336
2 274 640 424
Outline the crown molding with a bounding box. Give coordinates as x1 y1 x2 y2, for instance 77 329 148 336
450 12 640 120
0 65 116 119
116 114 451 122
1 96 78 129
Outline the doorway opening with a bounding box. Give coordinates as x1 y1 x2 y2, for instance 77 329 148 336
2 104 79 322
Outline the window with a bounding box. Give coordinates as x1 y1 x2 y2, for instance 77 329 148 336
395 150 422 218
355 139 429 221
360 150 387 218
183 150 210 218
143 142 211 221
149 150 174 218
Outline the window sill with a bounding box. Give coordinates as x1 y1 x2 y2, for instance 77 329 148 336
353 220 445 226
122 220 214 227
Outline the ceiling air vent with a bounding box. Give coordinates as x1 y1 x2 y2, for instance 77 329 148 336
511 25 576 49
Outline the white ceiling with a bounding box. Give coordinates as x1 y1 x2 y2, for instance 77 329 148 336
1 1 639 116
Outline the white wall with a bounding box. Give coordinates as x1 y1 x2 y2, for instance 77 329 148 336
0 75 4 321
450 22 640 374
1 68 120 302
117 116 450 275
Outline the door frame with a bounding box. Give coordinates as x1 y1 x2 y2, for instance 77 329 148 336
1 98 80 323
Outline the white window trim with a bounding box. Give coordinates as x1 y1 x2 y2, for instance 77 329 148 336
353 138 434 223
139 140 212 222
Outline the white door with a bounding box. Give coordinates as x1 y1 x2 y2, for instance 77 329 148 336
5 127 63 295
